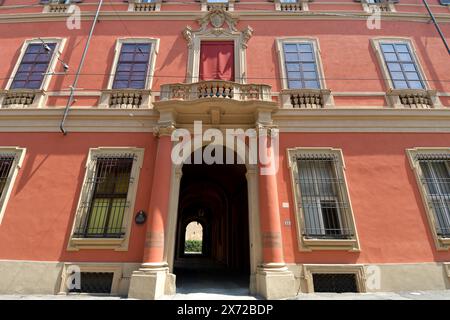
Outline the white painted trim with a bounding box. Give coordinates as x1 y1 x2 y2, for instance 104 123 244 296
371 37 430 91
0 147 26 225
276 37 327 90
5 37 67 92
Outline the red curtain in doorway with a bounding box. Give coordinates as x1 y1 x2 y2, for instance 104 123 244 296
199 41 235 81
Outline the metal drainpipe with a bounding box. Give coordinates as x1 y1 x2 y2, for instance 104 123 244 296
422 0 450 55
60 0 104 135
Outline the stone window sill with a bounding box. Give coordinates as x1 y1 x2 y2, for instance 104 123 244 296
302 237 360 252
68 237 125 251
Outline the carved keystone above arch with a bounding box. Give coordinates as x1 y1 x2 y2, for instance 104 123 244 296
182 8 253 83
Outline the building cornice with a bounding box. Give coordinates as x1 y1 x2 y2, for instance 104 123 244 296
0 108 450 133
0 10 449 24
274 108 450 132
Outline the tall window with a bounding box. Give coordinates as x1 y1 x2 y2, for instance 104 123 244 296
75 156 134 238
199 41 234 81
112 43 152 89
418 156 450 238
11 43 56 89
296 156 352 239
380 42 424 90
283 42 320 89
0 156 14 199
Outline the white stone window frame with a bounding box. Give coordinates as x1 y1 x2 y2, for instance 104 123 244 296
0 147 26 225
183 11 252 85
59 263 122 295
302 264 367 293
127 0 162 12
276 37 327 91
274 0 310 12
371 38 441 108
276 37 334 108
99 38 159 108
406 147 450 251
286 147 360 252
67 147 145 251
2 38 66 108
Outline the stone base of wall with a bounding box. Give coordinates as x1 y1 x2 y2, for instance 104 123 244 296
0 260 448 297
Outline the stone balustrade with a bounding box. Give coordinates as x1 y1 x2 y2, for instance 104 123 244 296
386 89 439 109
160 80 272 102
134 2 158 12
99 89 152 109
0 90 44 108
281 89 333 108
279 2 303 11
48 3 70 13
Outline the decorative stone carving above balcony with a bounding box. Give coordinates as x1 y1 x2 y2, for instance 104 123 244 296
160 80 272 102
99 89 152 109
386 89 441 109
0 90 45 108
280 89 333 109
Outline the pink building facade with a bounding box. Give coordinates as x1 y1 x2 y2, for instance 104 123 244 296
0 0 449 299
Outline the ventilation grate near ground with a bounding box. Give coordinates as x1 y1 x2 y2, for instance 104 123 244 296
312 273 358 293
69 272 114 294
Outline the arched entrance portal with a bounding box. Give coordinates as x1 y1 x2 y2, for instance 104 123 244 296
174 152 250 293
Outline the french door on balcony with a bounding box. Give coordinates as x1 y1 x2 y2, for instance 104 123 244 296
199 41 235 81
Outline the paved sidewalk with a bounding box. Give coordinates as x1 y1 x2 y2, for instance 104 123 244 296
1 290 449 300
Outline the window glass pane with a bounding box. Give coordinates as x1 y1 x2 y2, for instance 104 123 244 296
302 63 316 72
304 81 320 89
299 52 314 61
387 63 401 72
285 53 299 62
381 44 395 53
284 44 298 53
395 44 409 53
405 72 420 81
409 81 424 89
298 44 313 53
402 63 417 72
383 53 397 61
391 72 405 80
398 53 412 62
393 80 408 89
288 80 302 89
303 71 317 80
287 72 301 80
286 63 300 72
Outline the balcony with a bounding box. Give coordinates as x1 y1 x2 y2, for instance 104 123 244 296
160 80 272 102
99 89 152 109
275 0 308 12
280 89 333 109
130 0 161 12
0 89 45 108
386 89 440 109
156 80 276 125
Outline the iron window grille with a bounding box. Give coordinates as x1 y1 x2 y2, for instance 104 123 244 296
112 43 152 90
283 42 321 89
380 42 425 90
74 155 136 239
0 155 15 198
11 43 56 90
312 273 358 293
416 154 450 238
295 154 353 239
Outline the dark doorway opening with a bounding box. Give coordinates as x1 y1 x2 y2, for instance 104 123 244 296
174 152 250 294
